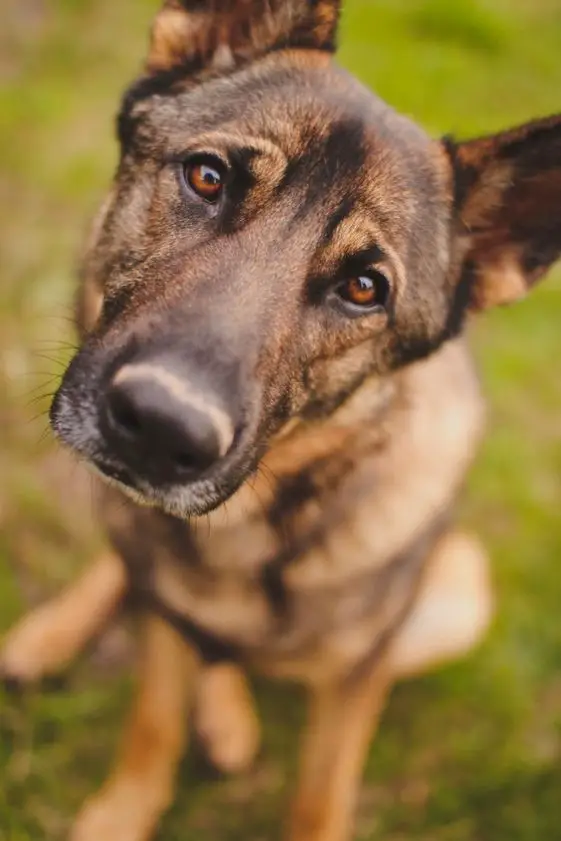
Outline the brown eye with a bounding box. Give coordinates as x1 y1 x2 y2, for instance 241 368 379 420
184 159 225 202
336 273 389 311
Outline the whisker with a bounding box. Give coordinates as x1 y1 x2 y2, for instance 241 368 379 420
15 370 62 380
25 391 56 409
250 471 270 522
32 353 69 369
28 407 52 425
23 375 61 394
257 461 279 498
34 341 78 353
38 425 54 445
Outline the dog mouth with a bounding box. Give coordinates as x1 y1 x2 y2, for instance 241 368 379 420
87 456 156 507
93 457 137 488
88 447 258 517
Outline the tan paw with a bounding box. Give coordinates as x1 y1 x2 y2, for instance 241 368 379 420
70 783 166 841
195 663 261 773
0 606 68 685
1 553 126 685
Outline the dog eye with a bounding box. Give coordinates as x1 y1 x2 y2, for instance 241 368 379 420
183 157 225 203
335 272 390 312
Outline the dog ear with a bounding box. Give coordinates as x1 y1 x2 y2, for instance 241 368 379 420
445 114 561 310
147 0 341 74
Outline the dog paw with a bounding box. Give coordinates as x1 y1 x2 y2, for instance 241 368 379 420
0 635 41 688
199 711 261 774
195 664 261 774
0 660 67 695
70 786 163 841
0 610 65 685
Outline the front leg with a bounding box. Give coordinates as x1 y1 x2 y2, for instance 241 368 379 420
287 661 392 841
71 614 199 841
194 662 261 774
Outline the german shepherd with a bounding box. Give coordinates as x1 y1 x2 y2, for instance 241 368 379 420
2 1 561 839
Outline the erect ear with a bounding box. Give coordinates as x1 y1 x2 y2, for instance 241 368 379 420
147 0 341 74
445 114 561 310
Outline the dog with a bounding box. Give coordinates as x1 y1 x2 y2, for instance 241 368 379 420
2 1 560 839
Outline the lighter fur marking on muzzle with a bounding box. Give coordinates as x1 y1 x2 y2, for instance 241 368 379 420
113 363 235 457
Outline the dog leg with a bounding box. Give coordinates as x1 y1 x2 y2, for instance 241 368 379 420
194 662 261 773
71 615 198 841
0 551 126 685
287 662 391 841
391 530 494 679
286 531 492 841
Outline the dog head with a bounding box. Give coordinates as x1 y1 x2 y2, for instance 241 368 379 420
51 0 561 516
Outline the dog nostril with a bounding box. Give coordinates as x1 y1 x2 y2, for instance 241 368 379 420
109 390 143 437
173 450 196 470
103 366 234 481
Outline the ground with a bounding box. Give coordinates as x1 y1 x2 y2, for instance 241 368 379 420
1 1 561 839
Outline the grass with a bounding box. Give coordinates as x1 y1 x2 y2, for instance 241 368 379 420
1 0 561 838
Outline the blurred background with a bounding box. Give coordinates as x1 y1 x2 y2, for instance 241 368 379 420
1 1 561 839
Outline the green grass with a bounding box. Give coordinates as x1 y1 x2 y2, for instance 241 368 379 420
1 0 561 838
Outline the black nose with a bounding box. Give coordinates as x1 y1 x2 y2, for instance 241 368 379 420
102 366 233 484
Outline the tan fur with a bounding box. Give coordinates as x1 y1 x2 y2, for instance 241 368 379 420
288 660 391 841
0 551 125 682
4 3 561 840
149 6 196 72
194 663 261 772
1 527 492 841
71 616 198 841
148 0 340 73
86 338 484 693
460 159 514 231
470 246 528 309
285 340 485 590
391 531 494 678
76 192 113 335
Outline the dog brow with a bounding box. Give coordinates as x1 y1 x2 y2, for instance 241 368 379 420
322 195 356 246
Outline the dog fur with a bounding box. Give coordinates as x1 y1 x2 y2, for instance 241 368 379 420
2 2 561 839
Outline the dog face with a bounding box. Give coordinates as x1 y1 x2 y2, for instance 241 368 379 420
50 0 561 517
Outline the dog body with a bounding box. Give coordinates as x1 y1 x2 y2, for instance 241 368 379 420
98 335 484 686
2 2 561 840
